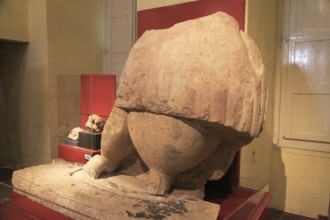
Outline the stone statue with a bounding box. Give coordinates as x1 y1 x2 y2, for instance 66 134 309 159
83 12 267 197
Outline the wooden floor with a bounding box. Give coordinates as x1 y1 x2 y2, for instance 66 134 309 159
271 209 317 220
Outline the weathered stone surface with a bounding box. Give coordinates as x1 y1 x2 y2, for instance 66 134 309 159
83 107 136 179
12 160 220 220
173 142 240 190
127 112 222 195
83 12 267 197
116 12 267 137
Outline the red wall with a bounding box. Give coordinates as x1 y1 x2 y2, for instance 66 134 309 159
80 74 116 128
137 0 245 38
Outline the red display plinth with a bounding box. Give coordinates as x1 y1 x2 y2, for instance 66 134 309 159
210 187 272 220
0 192 70 220
58 143 100 164
206 177 272 220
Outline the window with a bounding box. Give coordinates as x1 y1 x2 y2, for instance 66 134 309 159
276 0 330 154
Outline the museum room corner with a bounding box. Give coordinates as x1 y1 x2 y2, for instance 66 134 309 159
0 0 329 220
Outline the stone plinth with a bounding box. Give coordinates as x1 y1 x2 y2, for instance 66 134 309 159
12 159 220 219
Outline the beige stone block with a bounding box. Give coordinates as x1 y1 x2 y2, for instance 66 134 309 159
12 160 220 219
116 12 267 137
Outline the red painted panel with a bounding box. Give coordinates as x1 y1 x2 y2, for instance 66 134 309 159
80 74 116 117
80 74 92 114
91 74 116 116
137 0 245 38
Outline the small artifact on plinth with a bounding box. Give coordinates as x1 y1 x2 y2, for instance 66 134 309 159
65 127 83 146
85 114 105 133
79 114 105 150
64 114 105 148
12 12 267 219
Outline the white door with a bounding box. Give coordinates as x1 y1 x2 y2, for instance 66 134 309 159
104 0 136 84
278 0 330 153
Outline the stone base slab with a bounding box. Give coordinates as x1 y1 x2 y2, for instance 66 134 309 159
12 159 219 219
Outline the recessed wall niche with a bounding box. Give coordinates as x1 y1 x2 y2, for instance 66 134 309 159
0 41 28 167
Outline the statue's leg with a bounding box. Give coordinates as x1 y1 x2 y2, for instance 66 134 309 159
173 142 240 196
127 112 221 195
83 107 135 178
145 168 174 195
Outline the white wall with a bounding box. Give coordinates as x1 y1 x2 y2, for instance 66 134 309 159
244 0 330 218
46 0 105 150
0 0 105 167
240 0 276 187
271 148 330 217
0 0 28 42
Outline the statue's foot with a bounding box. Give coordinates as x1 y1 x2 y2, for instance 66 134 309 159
146 169 173 195
83 154 117 178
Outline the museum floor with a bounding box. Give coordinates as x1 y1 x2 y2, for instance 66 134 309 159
0 167 318 220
